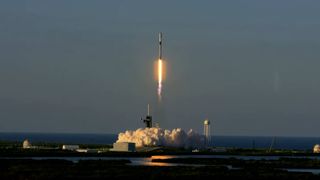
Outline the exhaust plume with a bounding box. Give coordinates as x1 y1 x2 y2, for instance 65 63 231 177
157 59 163 101
116 127 205 148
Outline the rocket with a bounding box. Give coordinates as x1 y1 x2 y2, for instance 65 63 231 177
157 32 164 101
159 32 162 59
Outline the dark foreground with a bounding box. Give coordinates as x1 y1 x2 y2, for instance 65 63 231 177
1 141 320 179
1 158 320 180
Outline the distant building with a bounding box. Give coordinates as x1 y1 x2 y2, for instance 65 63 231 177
22 139 58 150
110 142 136 152
22 139 32 149
192 149 200 152
76 149 98 153
313 144 320 153
62 145 79 151
209 147 227 153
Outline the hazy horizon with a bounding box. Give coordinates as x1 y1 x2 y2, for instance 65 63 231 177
1 0 320 136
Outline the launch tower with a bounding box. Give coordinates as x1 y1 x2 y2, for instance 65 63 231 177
142 104 152 128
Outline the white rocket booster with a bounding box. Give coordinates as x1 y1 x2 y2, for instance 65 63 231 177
159 32 162 59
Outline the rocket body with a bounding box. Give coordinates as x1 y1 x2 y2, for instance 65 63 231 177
157 32 165 101
159 32 162 60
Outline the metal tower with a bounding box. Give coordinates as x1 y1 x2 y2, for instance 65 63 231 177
204 119 211 146
142 104 152 128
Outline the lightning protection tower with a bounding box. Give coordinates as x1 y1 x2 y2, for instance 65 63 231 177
204 119 211 147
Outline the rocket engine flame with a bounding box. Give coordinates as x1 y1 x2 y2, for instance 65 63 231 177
157 59 163 101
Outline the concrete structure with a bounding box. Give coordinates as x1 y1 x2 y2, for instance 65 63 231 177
110 142 136 152
62 145 79 151
204 119 211 146
22 139 31 149
314 144 320 153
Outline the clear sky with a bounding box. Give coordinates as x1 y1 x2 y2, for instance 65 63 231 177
1 0 320 136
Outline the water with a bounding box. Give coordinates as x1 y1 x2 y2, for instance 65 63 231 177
5 155 320 167
286 168 320 175
0 132 117 144
1 156 203 166
1 132 320 150
6 155 320 175
212 136 320 150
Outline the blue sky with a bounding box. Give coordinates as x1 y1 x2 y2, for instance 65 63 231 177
1 0 320 136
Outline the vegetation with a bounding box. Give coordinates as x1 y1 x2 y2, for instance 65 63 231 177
1 141 320 179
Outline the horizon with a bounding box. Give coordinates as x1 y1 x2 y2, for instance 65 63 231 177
2 131 320 139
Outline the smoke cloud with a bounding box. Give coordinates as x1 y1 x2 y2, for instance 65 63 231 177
116 128 205 148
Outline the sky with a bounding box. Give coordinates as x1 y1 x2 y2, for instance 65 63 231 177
1 0 320 136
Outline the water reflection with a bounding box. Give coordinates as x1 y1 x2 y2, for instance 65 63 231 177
151 155 178 160
132 161 176 166
130 156 198 166
6 155 320 167
286 168 320 175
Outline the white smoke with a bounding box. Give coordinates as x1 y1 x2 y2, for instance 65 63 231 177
116 128 205 148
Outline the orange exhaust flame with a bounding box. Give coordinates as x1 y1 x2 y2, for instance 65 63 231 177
155 59 166 101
